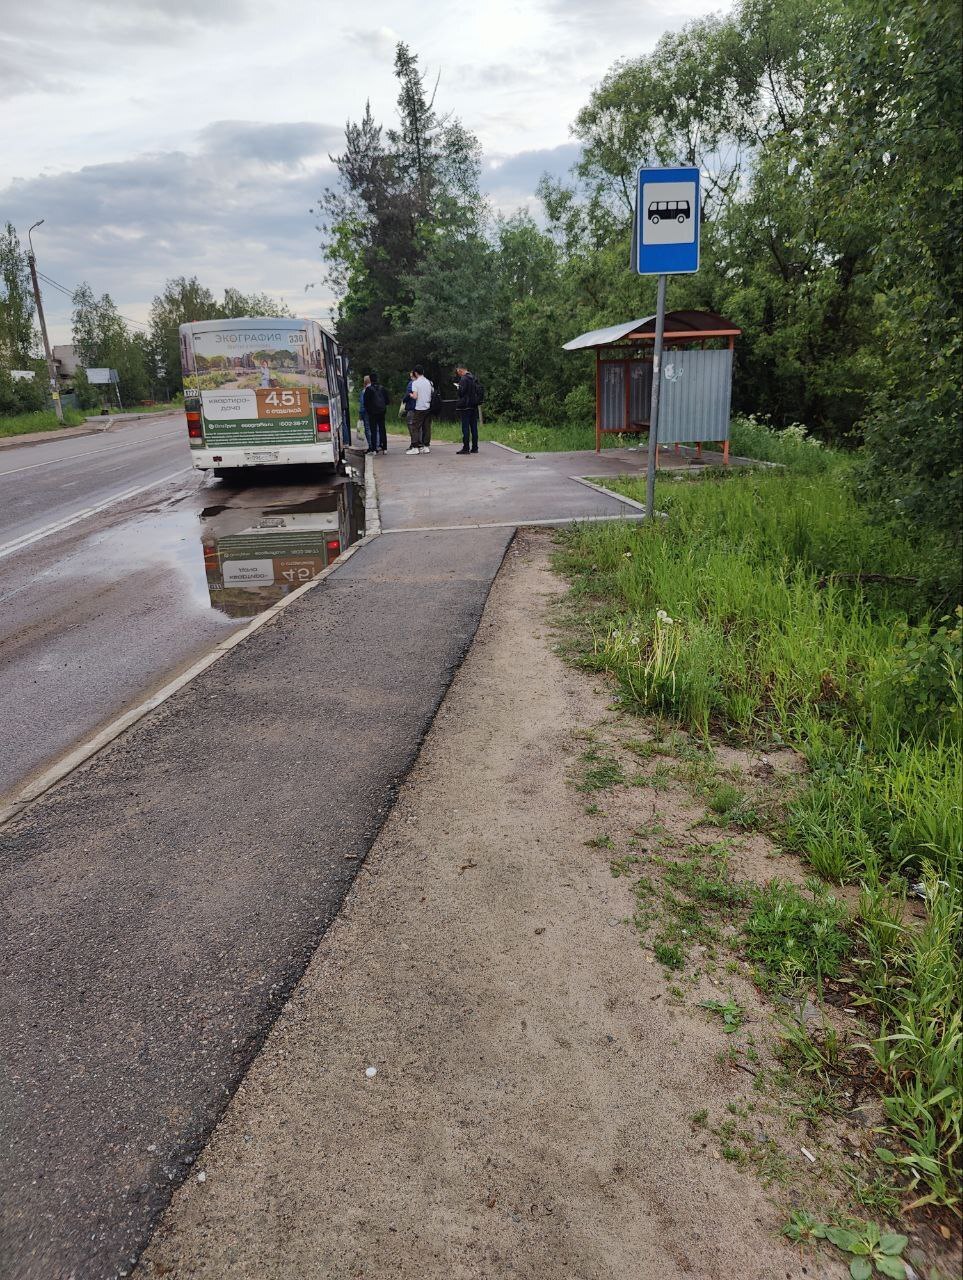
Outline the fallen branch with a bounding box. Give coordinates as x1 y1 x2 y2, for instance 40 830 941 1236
815 572 918 591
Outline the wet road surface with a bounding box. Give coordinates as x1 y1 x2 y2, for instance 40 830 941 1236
0 424 364 802
0 416 190 553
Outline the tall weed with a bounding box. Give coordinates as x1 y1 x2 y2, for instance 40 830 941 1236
555 455 963 1203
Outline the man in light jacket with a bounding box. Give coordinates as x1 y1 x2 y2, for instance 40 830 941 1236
407 365 432 455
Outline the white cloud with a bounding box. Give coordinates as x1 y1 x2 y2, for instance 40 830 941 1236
0 0 731 340
1 125 339 340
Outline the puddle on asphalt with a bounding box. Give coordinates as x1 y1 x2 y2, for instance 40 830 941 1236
21 466 366 626
199 469 365 619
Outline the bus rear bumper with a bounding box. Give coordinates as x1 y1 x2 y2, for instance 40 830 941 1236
191 443 338 470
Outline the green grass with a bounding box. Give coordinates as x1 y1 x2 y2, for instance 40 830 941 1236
427 411 829 462
728 415 834 474
743 880 852 993
628 841 749 971
0 408 87 437
410 408 847 464
576 747 626 791
121 401 181 415
553 428 962 1207
424 417 622 452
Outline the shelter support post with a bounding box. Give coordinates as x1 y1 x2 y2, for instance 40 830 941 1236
595 350 601 454
725 334 735 466
644 274 668 518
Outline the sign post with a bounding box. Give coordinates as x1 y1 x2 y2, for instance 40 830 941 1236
633 166 700 517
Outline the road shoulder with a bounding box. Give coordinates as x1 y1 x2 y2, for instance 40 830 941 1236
0 411 176 451
138 529 812 1280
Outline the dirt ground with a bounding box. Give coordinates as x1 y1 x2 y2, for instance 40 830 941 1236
139 529 845 1280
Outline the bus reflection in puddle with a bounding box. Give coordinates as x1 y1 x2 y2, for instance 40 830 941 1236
200 482 364 619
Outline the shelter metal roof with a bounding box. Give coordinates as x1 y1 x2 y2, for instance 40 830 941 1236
562 310 740 351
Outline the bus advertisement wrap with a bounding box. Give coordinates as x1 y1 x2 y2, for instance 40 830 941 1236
181 320 333 450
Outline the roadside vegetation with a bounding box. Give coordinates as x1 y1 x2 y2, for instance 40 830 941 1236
427 418 609 452
318 1 961 603
553 426 962 1229
0 407 87 438
424 412 828 458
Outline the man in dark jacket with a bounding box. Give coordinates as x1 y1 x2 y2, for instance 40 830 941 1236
362 373 389 454
454 363 480 454
359 374 373 452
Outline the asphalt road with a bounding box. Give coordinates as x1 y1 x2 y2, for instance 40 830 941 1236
0 416 190 552
0 525 513 1280
0 422 356 802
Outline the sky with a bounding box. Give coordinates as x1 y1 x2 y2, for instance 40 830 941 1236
0 0 726 344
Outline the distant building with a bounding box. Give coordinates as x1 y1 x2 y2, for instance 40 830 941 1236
52 344 80 379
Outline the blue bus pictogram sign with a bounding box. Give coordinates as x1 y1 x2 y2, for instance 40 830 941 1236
633 166 701 275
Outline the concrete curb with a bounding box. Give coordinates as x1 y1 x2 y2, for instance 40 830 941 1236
0 424 107 451
569 475 651 513
381 512 647 533
0 467 384 829
364 454 382 536
99 411 182 433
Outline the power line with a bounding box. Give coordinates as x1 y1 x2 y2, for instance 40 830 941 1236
36 270 150 331
35 271 72 296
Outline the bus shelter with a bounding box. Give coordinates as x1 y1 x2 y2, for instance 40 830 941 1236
562 311 741 458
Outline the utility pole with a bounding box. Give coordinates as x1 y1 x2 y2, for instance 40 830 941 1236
27 220 64 424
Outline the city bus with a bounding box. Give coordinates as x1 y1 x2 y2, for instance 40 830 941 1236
179 316 350 476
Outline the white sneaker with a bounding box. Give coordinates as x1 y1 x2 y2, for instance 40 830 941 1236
405 446 419 455
420 446 430 454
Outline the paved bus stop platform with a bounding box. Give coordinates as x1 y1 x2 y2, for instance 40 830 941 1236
0 436 723 1278
374 433 728 532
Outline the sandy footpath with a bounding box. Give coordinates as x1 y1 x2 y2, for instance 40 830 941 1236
139 530 826 1280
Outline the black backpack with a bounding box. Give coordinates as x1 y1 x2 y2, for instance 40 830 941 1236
429 381 443 414
370 384 389 413
471 375 485 406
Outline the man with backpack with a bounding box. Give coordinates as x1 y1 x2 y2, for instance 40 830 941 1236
362 372 389 454
454 363 484 454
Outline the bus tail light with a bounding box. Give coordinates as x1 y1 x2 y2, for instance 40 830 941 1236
186 410 203 440
314 405 331 435
326 538 341 557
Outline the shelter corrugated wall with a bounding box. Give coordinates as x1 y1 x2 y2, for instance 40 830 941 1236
630 361 653 425
658 348 733 443
598 351 730 440
600 363 625 431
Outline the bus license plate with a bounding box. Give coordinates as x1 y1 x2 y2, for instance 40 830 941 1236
246 450 279 463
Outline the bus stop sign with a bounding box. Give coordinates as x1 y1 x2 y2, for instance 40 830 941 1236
633 166 700 275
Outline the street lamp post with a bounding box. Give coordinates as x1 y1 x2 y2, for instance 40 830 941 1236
26 220 64 424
